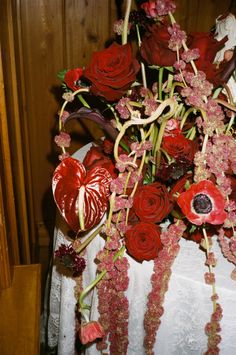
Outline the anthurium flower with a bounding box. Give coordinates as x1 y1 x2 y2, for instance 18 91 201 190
79 321 105 345
52 157 112 232
177 180 227 225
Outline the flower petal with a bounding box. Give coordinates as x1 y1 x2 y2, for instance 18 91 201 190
52 157 112 232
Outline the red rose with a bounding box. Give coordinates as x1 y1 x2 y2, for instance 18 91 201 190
83 145 117 179
162 134 196 162
133 182 173 223
125 222 162 262
84 42 140 101
64 68 84 91
177 180 227 226
79 321 105 345
140 24 178 67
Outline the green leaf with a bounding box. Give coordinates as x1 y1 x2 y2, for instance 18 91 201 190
57 69 68 81
185 180 191 190
189 225 197 234
61 83 67 90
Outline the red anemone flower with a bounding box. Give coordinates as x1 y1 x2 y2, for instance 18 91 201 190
177 180 227 226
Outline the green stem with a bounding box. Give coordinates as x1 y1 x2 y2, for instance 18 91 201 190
164 73 174 100
225 113 235 134
153 117 169 170
75 225 104 255
125 149 147 223
106 103 122 131
136 24 147 88
170 82 185 98
186 126 196 140
107 191 116 228
59 88 89 131
212 87 222 99
122 0 132 45
77 94 90 108
158 67 164 101
180 107 196 130
79 245 126 310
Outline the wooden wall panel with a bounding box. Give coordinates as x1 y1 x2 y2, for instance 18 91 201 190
62 0 117 145
0 39 20 286
0 0 31 263
175 0 234 32
14 0 68 249
64 0 114 67
0 176 12 289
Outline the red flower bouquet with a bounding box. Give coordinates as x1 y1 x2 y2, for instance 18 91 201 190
52 0 236 353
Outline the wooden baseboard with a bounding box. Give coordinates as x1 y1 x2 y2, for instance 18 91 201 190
0 264 41 355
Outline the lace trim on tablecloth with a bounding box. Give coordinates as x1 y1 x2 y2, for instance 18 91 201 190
41 227 78 354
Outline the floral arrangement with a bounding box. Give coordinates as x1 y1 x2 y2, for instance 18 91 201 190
52 0 236 354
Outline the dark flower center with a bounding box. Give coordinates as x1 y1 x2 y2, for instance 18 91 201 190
192 193 212 214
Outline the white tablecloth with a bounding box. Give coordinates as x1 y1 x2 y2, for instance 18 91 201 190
44 143 236 355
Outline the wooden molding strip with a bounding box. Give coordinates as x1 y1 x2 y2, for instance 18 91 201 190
0 41 20 268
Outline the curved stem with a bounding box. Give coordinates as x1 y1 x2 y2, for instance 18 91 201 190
215 98 236 112
180 107 196 130
170 82 185 97
113 98 177 166
59 88 90 131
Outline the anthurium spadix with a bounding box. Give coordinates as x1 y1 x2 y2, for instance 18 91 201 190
52 157 112 233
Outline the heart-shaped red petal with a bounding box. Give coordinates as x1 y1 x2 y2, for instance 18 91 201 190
52 157 112 232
